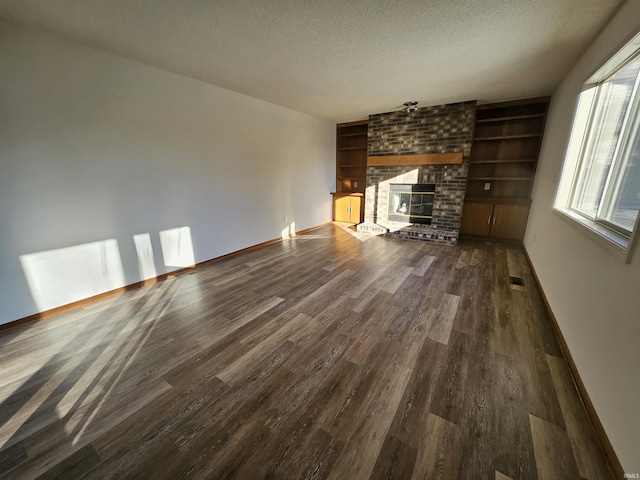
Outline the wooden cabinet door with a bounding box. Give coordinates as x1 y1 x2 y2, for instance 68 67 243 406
333 195 352 223
333 195 362 224
491 204 530 240
460 202 493 236
349 196 362 223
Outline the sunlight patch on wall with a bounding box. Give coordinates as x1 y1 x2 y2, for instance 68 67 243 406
159 226 195 267
281 221 296 239
133 233 157 280
20 239 125 312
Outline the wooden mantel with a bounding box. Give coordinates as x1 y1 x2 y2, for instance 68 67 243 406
367 152 463 166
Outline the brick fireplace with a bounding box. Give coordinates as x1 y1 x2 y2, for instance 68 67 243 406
357 101 476 245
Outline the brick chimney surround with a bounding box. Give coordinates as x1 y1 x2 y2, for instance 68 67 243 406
357 101 476 245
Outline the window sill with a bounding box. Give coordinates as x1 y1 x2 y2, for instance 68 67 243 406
552 207 636 263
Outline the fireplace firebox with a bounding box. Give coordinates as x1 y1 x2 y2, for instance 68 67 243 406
387 184 435 224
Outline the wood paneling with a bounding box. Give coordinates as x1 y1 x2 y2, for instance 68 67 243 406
367 152 463 166
0 225 615 479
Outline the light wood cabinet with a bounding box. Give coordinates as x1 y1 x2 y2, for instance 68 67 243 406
332 193 362 224
462 97 549 241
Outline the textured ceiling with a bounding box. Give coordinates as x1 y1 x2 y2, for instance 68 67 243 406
0 0 624 122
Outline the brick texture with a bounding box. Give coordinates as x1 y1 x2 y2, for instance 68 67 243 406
357 101 476 245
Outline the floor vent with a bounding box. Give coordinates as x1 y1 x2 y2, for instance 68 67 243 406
510 276 524 286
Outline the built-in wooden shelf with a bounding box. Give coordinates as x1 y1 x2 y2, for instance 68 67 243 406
339 132 368 137
335 119 368 209
461 97 550 241
476 113 545 123
464 196 532 205
474 133 541 141
467 176 532 181
470 158 537 164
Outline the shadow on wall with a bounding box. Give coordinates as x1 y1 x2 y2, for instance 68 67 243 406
19 227 196 314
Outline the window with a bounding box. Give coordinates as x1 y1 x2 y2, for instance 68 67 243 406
556 32 640 262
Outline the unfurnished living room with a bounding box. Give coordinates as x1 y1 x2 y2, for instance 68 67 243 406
0 1 639 479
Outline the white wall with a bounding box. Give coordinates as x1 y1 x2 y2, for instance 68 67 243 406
0 20 335 326
525 0 640 471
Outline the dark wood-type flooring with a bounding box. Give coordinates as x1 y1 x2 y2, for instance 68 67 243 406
0 225 613 479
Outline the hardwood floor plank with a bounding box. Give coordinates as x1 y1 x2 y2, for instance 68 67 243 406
457 334 498 480
90 378 230 476
158 351 298 478
470 246 486 266
512 289 566 428
0 441 28 475
546 354 614 480
369 435 417 480
381 265 415 294
281 309 354 375
411 413 464 480
0 305 177 451
529 413 582 480
495 471 515 480
265 333 354 430
35 444 102 480
7 379 172 479
425 293 459 345
492 352 537 480
456 249 473 269
391 308 437 370
195 295 285 350
344 301 399 365
506 247 525 279
0 226 613 479
223 360 354 479
411 254 436 276
217 312 313 386
268 427 344 480
429 330 473 426
325 360 413 480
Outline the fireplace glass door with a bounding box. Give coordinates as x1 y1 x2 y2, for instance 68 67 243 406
388 184 435 224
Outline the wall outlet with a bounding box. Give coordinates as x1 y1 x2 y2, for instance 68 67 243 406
484 182 491 191
354 181 358 188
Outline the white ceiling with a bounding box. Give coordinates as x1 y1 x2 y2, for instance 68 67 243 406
0 0 624 122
